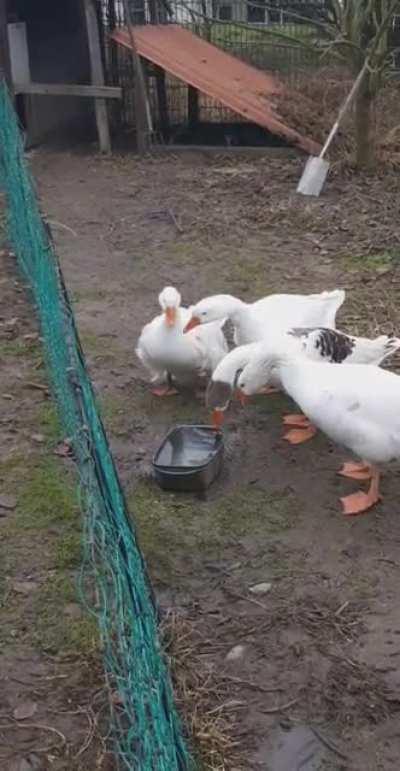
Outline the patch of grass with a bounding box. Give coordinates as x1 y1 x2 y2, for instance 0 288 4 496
129 476 295 582
33 574 98 654
80 331 122 359
0 339 33 358
99 393 128 428
204 245 272 296
170 242 201 265
0 453 28 480
65 616 99 655
211 486 295 538
55 531 82 569
343 249 400 272
38 402 63 445
16 459 78 530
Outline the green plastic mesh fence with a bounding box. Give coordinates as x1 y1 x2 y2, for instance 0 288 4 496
0 81 193 771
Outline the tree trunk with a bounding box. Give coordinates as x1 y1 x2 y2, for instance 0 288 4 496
354 75 375 170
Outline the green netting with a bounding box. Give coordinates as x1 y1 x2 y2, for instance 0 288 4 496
0 81 193 771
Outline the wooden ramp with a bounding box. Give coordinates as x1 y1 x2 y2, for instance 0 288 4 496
111 25 320 155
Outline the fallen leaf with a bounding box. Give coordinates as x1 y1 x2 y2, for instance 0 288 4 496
13 701 38 720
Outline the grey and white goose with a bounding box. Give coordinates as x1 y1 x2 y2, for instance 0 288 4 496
223 328 400 443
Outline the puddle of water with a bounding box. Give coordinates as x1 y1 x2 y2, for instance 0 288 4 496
265 726 327 771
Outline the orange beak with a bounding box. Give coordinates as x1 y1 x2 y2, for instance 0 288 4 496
183 316 200 333
165 307 177 327
211 409 224 431
235 389 249 407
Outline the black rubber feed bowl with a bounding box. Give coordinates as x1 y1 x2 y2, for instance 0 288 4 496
153 425 224 492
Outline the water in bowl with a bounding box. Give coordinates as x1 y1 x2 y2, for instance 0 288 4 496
156 426 218 468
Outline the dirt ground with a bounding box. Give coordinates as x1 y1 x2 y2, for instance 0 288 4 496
3 146 400 769
0 253 113 768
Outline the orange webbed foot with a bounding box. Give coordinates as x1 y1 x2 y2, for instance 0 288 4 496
338 461 373 481
340 490 381 516
282 414 311 428
151 385 179 397
283 425 317 445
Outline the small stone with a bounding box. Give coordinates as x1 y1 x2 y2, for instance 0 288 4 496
13 701 38 720
226 644 246 662
0 494 17 511
13 581 36 595
2 393 14 400
31 433 45 444
249 582 272 595
23 333 39 342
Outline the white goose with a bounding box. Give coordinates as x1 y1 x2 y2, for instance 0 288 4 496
206 342 279 429
237 328 400 444
136 286 228 396
237 340 400 516
183 289 345 345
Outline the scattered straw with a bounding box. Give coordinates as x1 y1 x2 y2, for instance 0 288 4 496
161 611 246 770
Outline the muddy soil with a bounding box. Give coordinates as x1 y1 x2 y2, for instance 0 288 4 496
5 147 400 769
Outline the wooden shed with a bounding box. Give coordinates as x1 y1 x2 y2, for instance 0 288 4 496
0 0 121 150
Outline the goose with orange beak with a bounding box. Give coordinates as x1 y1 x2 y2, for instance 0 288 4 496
136 286 228 397
183 290 345 345
206 342 279 429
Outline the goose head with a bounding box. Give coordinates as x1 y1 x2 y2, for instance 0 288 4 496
237 357 273 397
159 286 181 327
184 295 243 333
206 343 260 428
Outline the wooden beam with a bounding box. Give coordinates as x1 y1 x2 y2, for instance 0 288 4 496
83 0 111 154
13 83 122 98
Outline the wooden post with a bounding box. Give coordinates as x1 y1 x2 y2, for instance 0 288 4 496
0 0 12 90
154 66 170 141
188 86 199 130
83 0 111 154
149 0 169 142
122 0 151 154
